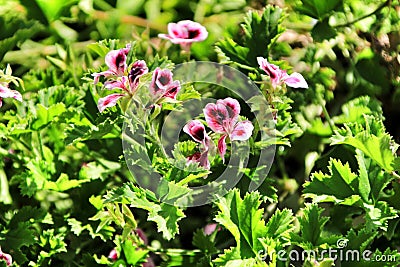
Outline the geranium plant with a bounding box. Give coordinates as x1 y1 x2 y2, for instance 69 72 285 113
0 1 399 267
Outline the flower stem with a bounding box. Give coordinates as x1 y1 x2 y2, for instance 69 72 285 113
317 93 335 133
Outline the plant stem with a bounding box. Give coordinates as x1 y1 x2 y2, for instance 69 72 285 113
36 131 45 160
317 94 335 133
334 0 391 28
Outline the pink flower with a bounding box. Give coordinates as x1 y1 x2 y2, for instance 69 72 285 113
183 120 211 169
0 247 12 266
203 223 218 235
0 82 22 108
92 45 131 84
149 68 180 101
158 20 208 48
108 248 118 261
97 60 148 112
257 57 308 89
203 98 253 162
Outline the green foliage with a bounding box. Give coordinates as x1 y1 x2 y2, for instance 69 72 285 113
0 0 399 266
216 6 285 68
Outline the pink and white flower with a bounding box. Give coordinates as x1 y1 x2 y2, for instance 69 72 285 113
0 82 22 108
92 45 131 84
158 20 208 48
183 120 211 169
203 98 253 162
0 247 12 266
97 60 148 112
107 248 118 261
257 57 308 89
149 68 180 101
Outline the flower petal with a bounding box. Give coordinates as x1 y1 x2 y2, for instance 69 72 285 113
92 70 114 84
187 151 210 169
128 60 148 92
183 120 207 144
217 97 240 123
257 57 284 88
97 93 125 112
149 68 174 97
160 20 208 45
283 72 308 88
163 80 180 99
104 76 128 91
0 247 12 266
203 102 229 133
218 135 228 163
230 121 254 141
105 49 127 76
0 84 22 103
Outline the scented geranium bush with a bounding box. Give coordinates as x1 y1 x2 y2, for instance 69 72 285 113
0 1 400 267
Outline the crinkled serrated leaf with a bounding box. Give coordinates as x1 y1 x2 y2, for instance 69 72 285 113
32 103 67 130
242 6 285 63
364 201 398 231
65 116 122 144
4 223 36 249
216 6 284 67
265 209 294 241
177 84 201 101
304 158 359 201
192 229 218 254
9 206 47 228
290 204 330 248
105 183 185 240
333 95 383 124
331 115 398 172
148 203 185 240
122 240 149 265
345 227 377 251
212 247 241 266
215 189 267 257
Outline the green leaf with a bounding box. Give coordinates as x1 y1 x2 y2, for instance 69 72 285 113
331 115 398 172
265 209 294 242
32 103 67 130
304 159 359 203
44 173 87 191
333 95 383 124
215 189 267 257
296 0 343 20
122 240 149 265
35 0 77 22
345 227 377 251
105 183 185 240
4 223 36 249
0 20 43 62
192 229 218 254
290 204 331 248
216 6 285 67
311 19 337 42
177 84 201 101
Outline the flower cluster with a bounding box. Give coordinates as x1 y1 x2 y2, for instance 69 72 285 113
257 57 308 89
184 98 253 169
93 46 180 112
159 20 208 50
